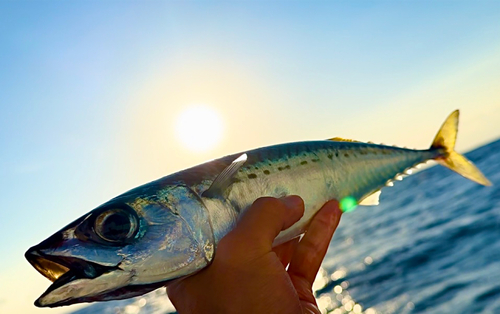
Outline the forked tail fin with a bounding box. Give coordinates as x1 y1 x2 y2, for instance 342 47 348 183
431 110 492 186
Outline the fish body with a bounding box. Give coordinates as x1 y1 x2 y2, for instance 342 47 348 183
25 110 491 307
198 141 437 245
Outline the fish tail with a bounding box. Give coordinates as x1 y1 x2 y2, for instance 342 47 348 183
431 110 492 186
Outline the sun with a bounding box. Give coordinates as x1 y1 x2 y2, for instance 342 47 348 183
175 105 224 152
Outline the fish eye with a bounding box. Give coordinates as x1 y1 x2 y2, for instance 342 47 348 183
94 208 138 243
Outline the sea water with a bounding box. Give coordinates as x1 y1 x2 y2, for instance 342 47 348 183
71 139 500 314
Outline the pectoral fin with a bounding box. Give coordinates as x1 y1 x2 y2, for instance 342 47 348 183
202 154 247 198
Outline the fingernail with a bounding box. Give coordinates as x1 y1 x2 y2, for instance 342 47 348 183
281 195 303 209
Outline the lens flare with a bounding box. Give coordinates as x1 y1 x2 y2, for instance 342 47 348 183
340 196 357 213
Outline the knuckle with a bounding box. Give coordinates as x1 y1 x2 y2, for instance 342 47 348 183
302 237 323 256
315 213 334 229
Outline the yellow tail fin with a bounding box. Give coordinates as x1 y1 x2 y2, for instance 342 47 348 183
431 110 491 186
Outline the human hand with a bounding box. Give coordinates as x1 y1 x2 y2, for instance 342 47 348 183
166 196 342 314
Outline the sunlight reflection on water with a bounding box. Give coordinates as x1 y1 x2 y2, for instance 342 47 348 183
314 266 376 314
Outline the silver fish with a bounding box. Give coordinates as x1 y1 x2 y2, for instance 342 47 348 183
25 110 491 307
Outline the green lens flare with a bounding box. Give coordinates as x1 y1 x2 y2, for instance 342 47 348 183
340 196 357 213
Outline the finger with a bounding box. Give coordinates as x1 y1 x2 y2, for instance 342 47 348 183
288 200 341 285
273 237 300 267
230 196 305 250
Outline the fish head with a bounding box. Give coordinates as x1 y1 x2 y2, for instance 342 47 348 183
25 184 215 307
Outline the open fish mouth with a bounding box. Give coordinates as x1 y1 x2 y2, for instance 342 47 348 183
25 250 119 306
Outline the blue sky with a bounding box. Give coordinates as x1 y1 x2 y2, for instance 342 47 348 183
1 2 499 313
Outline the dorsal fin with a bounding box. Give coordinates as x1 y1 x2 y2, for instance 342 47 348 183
202 153 247 199
328 137 363 143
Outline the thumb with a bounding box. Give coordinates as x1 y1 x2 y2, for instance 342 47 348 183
231 196 305 250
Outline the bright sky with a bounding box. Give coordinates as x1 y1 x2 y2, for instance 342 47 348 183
1 2 499 313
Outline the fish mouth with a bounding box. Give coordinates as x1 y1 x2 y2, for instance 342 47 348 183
25 249 119 307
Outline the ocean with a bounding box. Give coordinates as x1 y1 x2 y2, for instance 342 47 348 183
71 139 500 314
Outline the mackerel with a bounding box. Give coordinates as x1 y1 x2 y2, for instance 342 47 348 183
25 110 491 307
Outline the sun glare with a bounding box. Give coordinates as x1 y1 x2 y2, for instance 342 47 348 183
175 105 224 152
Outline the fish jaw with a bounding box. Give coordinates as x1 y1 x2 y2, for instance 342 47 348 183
30 258 132 306
26 236 209 307
26 246 208 307
25 245 132 307
35 272 132 307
